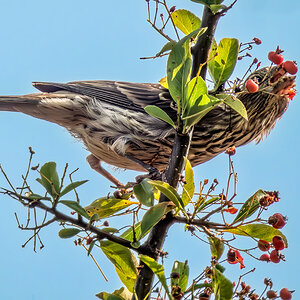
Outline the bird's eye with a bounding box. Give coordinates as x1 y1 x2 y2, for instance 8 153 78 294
254 75 263 83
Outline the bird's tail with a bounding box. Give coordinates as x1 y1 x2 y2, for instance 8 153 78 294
0 95 40 112
0 93 80 127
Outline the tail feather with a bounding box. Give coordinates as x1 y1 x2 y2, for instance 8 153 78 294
0 95 40 112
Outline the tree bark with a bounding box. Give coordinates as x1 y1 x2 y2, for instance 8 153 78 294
133 5 222 300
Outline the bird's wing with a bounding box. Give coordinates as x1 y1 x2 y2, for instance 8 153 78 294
33 80 176 116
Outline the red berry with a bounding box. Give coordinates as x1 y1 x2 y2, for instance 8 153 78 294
268 51 284 65
268 213 286 229
253 37 262 45
258 240 271 251
225 146 236 156
246 79 259 93
259 253 270 262
266 290 277 299
169 5 176 13
103 220 109 226
283 61 298 75
270 250 281 263
280 288 292 300
272 236 285 250
86 237 93 245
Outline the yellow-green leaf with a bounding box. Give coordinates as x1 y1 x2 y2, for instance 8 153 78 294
171 9 201 35
139 255 172 299
182 158 195 206
148 180 184 210
85 197 137 218
223 224 288 246
100 241 138 292
208 38 239 89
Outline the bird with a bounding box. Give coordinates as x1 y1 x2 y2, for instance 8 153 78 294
0 66 296 186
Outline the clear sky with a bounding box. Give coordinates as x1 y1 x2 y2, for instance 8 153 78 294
0 0 299 299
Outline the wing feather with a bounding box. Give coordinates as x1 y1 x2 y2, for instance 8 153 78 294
33 80 176 117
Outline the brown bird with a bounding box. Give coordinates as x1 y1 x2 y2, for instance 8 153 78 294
0 66 295 186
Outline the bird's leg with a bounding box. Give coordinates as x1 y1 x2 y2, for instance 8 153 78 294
86 154 124 188
125 155 162 183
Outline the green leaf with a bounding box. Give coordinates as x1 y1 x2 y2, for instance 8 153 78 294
60 200 90 220
197 196 220 212
120 223 142 242
185 283 212 294
182 158 195 206
233 189 267 224
60 180 88 197
215 264 226 273
208 38 239 89
38 162 60 197
58 228 81 239
96 292 122 300
184 76 208 114
140 202 173 240
139 255 172 299
223 224 288 246
133 179 154 207
171 9 201 35
144 105 175 129
85 197 137 218
210 4 227 14
100 241 138 292
208 237 224 260
191 0 223 6
148 180 185 210
171 260 189 292
217 94 248 121
167 28 205 108
212 267 233 300
156 41 177 57
96 287 132 300
101 227 120 234
182 94 221 128
27 193 51 201
87 239 96 256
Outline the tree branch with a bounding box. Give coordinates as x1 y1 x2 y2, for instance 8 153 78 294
133 3 229 297
4 190 152 255
191 6 221 79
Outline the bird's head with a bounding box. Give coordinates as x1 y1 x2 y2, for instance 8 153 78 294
243 65 296 102
237 65 296 143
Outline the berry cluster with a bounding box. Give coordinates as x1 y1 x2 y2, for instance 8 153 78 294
258 213 287 264
245 46 297 95
259 191 280 207
266 288 293 299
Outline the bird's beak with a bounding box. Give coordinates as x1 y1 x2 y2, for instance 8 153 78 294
269 66 296 100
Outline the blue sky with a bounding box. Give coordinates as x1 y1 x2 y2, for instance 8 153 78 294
0 0 299 299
